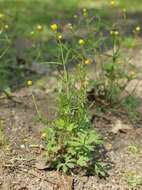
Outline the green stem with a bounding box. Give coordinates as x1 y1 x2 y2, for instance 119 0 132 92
59 42 69 97
31 92 41 120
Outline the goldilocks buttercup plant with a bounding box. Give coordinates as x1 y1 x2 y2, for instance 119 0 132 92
43 39 102 174
42 9 140 174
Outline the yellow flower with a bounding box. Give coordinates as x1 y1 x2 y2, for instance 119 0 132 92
41 133 46 139
110 1 115 6
58 35 62 40
135 26 140 32
37 25 43 31
105 143 113 151
110 30 119 36
0 13 4 19
83 8 88 17
27 80 33 86
110 30 114 35
83 8 87 12
4 24 9 29
83 12 88 17
114 31 119 36
50 24 58 31
84 59 92 65
78 39 85 46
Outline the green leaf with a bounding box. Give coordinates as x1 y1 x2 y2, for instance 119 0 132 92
55 118 65 129
95 162 107 178
77 156 89 167
67 162 75 169
104 62 114 72
57 163 64 171
67 123 77 132
63 165 68 173
87 131 102 144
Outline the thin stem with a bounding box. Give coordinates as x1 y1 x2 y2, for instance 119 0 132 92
59 42 69 97
31 92 41 120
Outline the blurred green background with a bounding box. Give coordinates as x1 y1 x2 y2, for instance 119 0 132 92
0 0 141 33
0 0 141 91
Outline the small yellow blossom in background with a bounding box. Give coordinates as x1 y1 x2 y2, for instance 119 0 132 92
83 8 87 12
83 12 88 17
110 30 114 35
0 13 4 19
36 25 43 31
105 143 113 151
41 133 46 139
110 0 115 6
78 39 85 46
135 26 140 32
58 35 62 40
84 59 92 65
27 80 33 86
83 8 88 17
114 31 119 36
50 23 58 31
4 24 9 29
110 30 119 36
